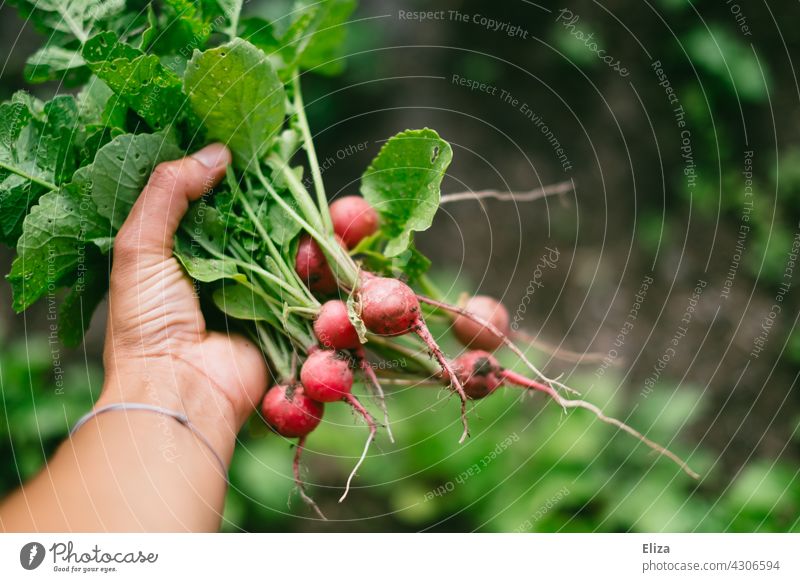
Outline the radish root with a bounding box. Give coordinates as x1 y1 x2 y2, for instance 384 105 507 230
355 346 395 443
501 369 699 479
513 330 610 365
340 393 377 502
414 323 470 444
293 436 327 519
440 180 574 205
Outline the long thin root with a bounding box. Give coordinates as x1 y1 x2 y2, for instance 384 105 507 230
513 330 610 365
414 323 470 444
440 180 574 205
340 394 377 502
355 346 394 443
501 369 699 479
293 436 327 519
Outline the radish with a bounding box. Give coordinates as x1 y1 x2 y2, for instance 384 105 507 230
313 299 395 441
314 299 361 350
449 350 699 479
261 383 327 517
295 234 338 295
451 350 505 399
261 383 324 438
300 350 354 402
418 294 579 397
452 295 509 351
299 349 376 502
453 294 605 363
330 195 379 248
358 275 471 443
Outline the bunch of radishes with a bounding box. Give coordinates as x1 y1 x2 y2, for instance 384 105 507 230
259 195 698 518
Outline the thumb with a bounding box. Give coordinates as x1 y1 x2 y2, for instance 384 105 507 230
114 143 232 264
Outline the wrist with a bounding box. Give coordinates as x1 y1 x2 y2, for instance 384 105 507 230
98 357 241 463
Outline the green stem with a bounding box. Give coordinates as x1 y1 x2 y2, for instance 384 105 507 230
292 75 333 234
0 161 57 191
264 159 323 233
254 324 292 382
254 164 358 286
236 196 317 306
226 239 312 307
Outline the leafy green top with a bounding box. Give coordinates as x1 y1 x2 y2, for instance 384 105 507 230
361 128 452 257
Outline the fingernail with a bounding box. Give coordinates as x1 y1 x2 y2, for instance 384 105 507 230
191 143 231 168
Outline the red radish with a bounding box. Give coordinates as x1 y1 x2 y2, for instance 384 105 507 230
312 300 394 442
358 275 471 443
314 299 360 350
299 348 377 502
330 196 379 248
358 276 420 336
452 295 510 351
447 350 699 479
417 294 578 397
261 383 324 438
300 350 354 402
295 235 338 295
451 350 505 399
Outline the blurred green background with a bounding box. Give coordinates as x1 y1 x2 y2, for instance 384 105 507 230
1 0 799 531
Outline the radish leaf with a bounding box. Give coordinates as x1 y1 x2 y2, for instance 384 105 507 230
184 39 286 169
360 128 452 257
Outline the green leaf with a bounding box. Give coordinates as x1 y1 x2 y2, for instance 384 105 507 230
153 0 212 54
9 0 126 43
214 0 244 39
260 190 302 245
239 17 280 54
0 93 80 245
24 46 89 86
685 26 770 102
181 202 232 254
361 128 452 256
174 238 245 284
82 32 186 129
139 4 158 51
58 255 108 347
86 132 182 229
184 39 286 168
8 182 111 312
212 284 277 323
350 233 432 282
290 0 357 75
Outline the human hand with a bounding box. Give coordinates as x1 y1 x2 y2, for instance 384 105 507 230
98 143 268 461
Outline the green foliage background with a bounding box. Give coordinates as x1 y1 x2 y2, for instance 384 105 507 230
1 0 799 531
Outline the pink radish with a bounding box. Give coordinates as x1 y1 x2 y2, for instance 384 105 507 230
261 383 323 438
299 349 376 502
452 295 510 351
295 235 338 295
330 195 379 248
358 275 470 443
314 299 360 350
301 350 354 403
449 350 699 479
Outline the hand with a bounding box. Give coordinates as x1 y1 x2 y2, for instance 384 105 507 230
98 143 268 459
